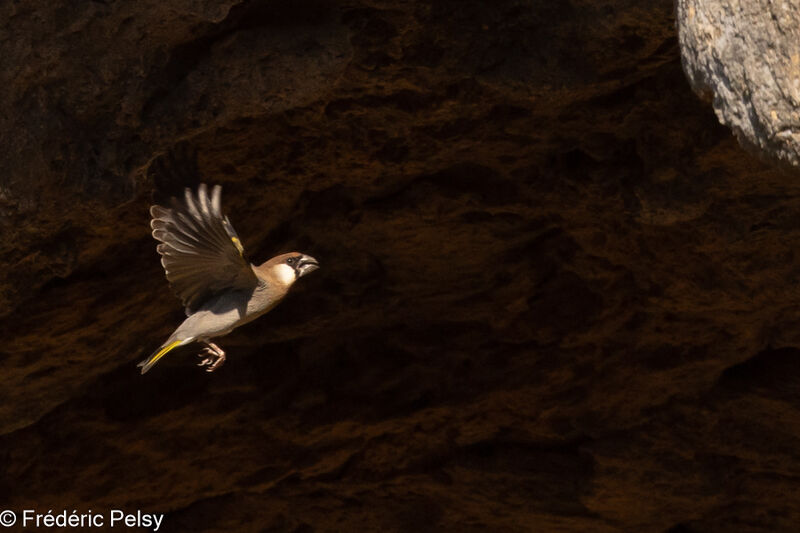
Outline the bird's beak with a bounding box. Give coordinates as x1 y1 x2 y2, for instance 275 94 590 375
296 255 319 278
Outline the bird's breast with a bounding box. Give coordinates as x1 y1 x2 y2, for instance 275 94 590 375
245 285 287 317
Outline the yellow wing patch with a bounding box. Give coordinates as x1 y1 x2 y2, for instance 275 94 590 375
231 236 244 256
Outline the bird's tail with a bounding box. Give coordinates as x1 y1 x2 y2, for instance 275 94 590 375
138 339 185 374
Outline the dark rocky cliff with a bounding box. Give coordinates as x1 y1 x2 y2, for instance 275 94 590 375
2 1 800 531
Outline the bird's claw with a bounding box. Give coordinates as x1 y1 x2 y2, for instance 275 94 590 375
196 347 225 372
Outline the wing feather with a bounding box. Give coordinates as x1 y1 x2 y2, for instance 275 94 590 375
150 183 257 314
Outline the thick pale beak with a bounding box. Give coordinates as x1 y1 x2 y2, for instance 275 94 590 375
296 255 319 278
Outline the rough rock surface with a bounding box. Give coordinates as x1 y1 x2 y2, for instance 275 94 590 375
3 1 800 532
677 0 800 166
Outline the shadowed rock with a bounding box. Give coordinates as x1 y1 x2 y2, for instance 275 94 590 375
3 1 800 532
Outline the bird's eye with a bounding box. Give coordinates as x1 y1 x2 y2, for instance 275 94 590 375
286 257 295 265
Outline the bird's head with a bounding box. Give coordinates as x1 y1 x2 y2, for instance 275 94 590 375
263 252 319 287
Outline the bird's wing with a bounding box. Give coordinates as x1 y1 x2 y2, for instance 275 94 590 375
150 183 258 315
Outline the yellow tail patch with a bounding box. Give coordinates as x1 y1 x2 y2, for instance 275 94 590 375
139 339 183 374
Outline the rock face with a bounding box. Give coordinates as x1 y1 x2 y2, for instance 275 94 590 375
3 1 800 532
678 0 800 166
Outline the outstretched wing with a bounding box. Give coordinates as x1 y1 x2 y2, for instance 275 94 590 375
150 183 257 315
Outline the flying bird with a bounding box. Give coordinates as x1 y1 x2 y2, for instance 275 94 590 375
139 183 319 374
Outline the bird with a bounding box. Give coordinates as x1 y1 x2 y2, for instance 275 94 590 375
138 183 319 374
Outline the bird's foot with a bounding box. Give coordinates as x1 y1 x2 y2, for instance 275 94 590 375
197 344 226 372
